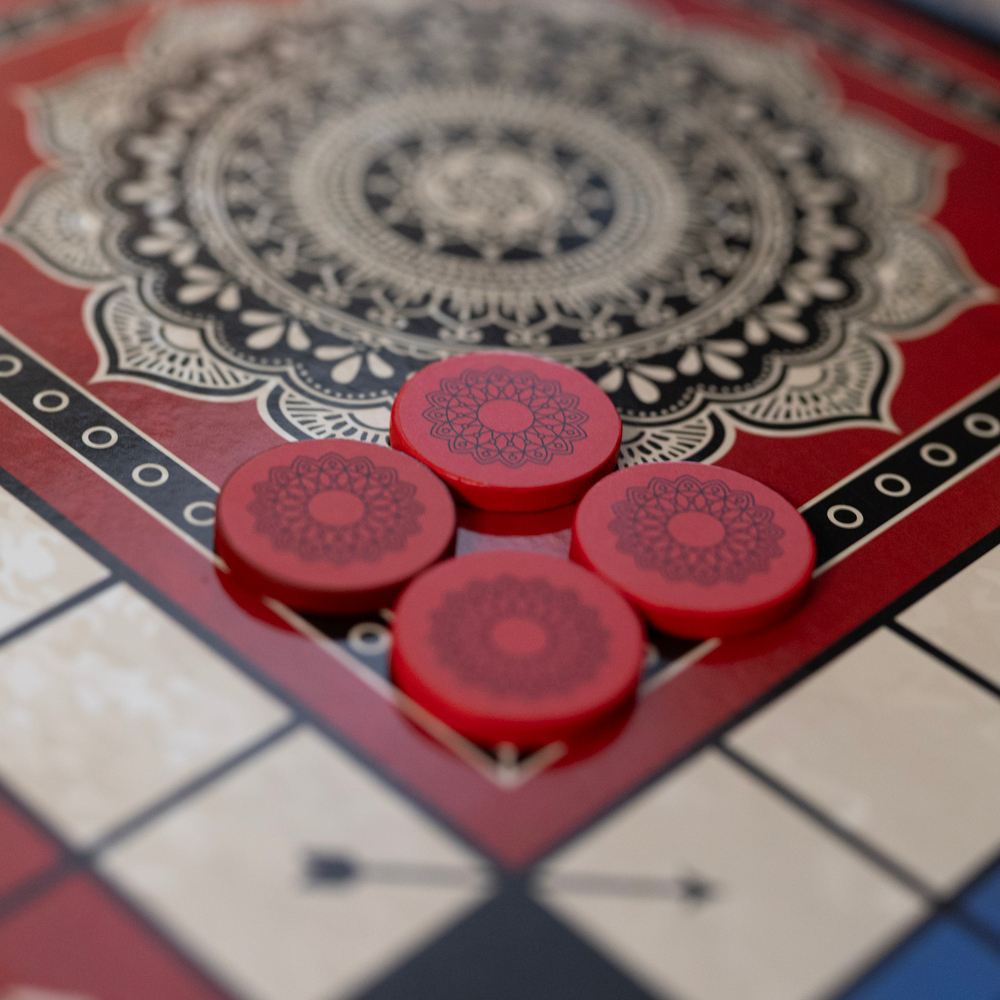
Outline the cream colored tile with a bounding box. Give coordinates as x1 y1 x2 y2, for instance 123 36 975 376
0 484 108 636
730 627 1000 892
0 582 290 844
101 728 491 1000
538 749 922 1000
898 544 1000 686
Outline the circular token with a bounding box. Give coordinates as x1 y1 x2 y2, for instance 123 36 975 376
391 551 645 749
390 354 622 512
216 440 455 614
571 462 815 637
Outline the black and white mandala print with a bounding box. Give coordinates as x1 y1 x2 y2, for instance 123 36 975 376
4 0 983 463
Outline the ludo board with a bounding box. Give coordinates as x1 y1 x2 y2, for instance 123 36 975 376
0 0 999 997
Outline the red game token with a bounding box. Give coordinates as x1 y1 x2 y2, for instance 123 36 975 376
216 440 456 614
571 462 815 638
390 354 622 512
391 551 645 749
456 503 577 538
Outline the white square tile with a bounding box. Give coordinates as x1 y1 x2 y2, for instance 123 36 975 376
0 581 290 844
538 749 922 1000
0 484 108 636
730 627 1000 892
898 543 1000 686
101 728 491 1000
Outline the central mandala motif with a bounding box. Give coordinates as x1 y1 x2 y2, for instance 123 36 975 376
4 0 978 463
428 575 611 698
610 475 785 586
366 135 602 263
249 452 424 565
422 366 589 468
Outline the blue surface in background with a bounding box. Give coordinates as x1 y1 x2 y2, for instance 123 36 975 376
900 0 1000 42
841 919 1000 1000
963 865 1000 938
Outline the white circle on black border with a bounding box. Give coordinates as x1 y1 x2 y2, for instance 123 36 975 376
0 355 23 378
81 426 119 450
32 390 69 413
347 622 392 657
828 504 864 529
920 442 958 468
183 501 216 526
132 463 169 487
874 473 911 498
965 413 1000 439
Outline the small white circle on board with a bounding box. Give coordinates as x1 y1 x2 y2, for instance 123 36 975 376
920 443 957 468
32 390 69 413
132 463 169 487
827 504 864 529
82 426 119 450
965 413 1000 439
874 473 911 498
0 355 23 377
183 501 216 526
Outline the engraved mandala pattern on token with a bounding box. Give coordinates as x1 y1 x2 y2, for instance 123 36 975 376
5 0 979 462
428 575 610 698
422 366 588 468
249 452 424 565
610 475 785 586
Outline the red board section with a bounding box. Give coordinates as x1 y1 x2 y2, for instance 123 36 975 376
0 795 58 900
0 875 230 1000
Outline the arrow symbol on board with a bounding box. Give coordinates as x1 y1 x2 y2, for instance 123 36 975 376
542 871 719 906
306 851 484 890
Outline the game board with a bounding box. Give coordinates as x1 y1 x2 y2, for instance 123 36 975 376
1 0 1000 996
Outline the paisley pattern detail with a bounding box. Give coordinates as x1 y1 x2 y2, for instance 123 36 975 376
610 475 785 586
428 575 610 698
422 366 588 468
249 452 424 565
3 0 980 462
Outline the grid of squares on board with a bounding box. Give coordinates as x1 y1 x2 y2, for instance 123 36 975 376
2 466 1000 1000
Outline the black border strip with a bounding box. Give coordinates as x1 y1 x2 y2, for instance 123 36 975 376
803 378 1000 570
0 328 219 557
731 0 1000 128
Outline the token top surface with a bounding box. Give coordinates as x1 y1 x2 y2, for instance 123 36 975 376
391 551 645 748
390 354 622 511
216 439 455 611
572 462 816 637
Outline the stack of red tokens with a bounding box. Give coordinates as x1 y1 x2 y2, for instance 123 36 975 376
217 352 815 751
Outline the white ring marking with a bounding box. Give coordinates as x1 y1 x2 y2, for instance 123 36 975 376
828 504 864 529
347 622 392 657
132 463 169 487
965 413 1000 439
874 473 911 498
183 501 216 526
32 390 69 413
81 426 119 450
920 443 958 468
